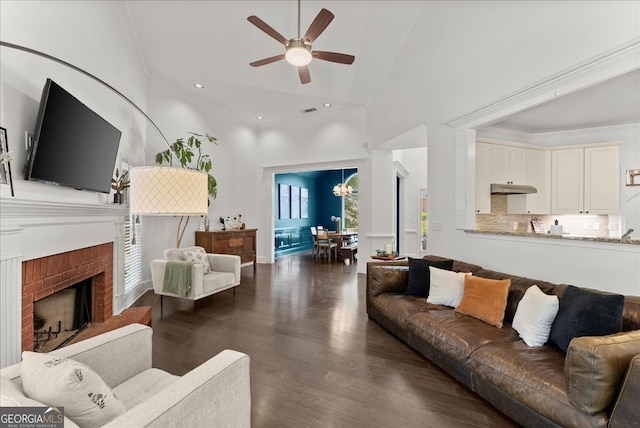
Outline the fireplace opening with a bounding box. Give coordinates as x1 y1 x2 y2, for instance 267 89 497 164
33 278 93 352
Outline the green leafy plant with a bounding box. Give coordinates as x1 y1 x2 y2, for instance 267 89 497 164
155 132 218 200
111 168 129 193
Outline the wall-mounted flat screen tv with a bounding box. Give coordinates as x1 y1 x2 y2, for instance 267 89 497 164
24 78 122 194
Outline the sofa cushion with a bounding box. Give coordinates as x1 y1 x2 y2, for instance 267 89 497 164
469 341 608 427
1 375 80 428
512 285 559 347
182 249 211 274
407 311 519 365
549 285 624 352
112 368 179 411
455 276 511 328
20 351 125 428
404 257 453 297
426 267 471 308
564 330 640 415
203 271 236 293
370 293 447 328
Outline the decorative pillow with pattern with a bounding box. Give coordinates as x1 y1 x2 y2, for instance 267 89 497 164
181 249 211 274
20 351 125 428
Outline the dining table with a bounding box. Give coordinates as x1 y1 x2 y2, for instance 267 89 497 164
327 231 358 247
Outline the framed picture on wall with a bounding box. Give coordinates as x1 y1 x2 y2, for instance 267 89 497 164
0 127 15 197
301 188 309 218
291 186 300 219
279 184 290 219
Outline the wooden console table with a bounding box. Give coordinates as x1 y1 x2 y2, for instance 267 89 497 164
196 229 257 270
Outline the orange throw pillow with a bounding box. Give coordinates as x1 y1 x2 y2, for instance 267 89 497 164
455 276 511 328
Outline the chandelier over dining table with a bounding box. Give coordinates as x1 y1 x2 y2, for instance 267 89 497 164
333 169 353 196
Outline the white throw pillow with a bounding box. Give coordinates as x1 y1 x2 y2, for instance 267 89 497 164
512 285 560 347
20 352 125 428
426 267 471 308
182 249 211 274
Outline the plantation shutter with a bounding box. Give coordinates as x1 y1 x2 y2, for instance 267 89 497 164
124 215 142 293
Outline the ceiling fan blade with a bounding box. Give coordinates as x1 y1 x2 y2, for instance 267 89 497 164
303 8 334 43
250 54 285 67
247 15 288 45
313 51 355 65
298 66 311 84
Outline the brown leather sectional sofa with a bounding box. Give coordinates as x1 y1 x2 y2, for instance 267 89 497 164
366 255 640 427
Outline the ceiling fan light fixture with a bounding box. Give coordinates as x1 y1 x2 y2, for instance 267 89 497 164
285 39 312 66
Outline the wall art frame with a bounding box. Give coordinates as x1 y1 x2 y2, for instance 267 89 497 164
291 186 300 219
0 127 15 197
279 183 290 219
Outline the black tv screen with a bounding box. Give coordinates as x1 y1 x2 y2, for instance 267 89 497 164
25 79 122 194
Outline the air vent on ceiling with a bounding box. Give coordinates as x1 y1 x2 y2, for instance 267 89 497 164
301 107 317 114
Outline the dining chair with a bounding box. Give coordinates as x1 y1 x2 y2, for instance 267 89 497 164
316 229 338 261
310 226 319 258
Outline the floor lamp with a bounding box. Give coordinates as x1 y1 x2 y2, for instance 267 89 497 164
129 166 208 248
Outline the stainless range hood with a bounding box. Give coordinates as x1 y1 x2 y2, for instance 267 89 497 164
490 183 537 195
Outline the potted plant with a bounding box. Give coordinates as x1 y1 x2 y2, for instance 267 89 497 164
111 168 129 204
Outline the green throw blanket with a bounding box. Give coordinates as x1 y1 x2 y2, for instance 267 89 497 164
163 260 194 297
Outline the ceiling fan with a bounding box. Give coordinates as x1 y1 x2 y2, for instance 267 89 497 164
247 0 355 84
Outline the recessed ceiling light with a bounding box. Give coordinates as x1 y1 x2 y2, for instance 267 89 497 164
256 116 264 120
323 103 332 108
193 83 204 89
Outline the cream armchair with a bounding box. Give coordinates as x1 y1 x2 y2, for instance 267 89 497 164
150 246 241 312
0 324 251 428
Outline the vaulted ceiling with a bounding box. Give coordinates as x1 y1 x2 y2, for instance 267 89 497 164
125 1 425 125
124 1 639 139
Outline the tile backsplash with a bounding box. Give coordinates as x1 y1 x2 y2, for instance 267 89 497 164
475 195 612 237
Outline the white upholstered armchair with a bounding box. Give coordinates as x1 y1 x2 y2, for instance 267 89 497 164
0 324 251 427
150 246 241 312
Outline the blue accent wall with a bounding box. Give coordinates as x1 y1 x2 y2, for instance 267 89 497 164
274 169 357 258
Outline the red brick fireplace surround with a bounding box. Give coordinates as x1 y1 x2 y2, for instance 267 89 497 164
21 243 113 352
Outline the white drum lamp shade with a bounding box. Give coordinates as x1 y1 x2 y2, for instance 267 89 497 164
129 166 208 216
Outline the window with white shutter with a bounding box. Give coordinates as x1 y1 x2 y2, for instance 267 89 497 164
124 214 142 293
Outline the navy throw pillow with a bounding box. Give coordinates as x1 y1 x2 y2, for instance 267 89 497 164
549 285 624 352
405 258 454 297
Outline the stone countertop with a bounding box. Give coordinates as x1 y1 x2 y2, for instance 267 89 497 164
465 229 640 245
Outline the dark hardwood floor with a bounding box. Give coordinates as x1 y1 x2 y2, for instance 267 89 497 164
135 254 517 428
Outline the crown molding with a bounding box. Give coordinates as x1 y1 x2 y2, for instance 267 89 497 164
447 39 640 130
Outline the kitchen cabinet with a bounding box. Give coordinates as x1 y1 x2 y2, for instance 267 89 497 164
584 146 620 214
490 145 527 185
507 149 551 214
477 142 549 214
551 146 619 214
475 142 491 213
